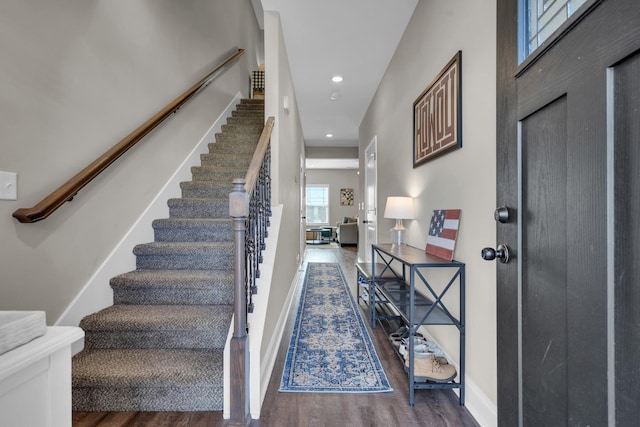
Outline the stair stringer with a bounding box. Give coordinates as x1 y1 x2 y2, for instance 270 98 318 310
55 92 244 333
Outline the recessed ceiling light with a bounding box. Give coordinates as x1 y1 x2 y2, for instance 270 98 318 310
326 133 334 138
331 75 343 83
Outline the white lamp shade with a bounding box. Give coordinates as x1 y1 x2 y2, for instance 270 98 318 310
383 196 415 219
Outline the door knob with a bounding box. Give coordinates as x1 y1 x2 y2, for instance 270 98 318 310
481 244 510 263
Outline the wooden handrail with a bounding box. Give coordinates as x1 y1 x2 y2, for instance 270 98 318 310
13 48 246 223
244 116 274 194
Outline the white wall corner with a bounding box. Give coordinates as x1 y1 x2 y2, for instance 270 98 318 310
55 92 244 327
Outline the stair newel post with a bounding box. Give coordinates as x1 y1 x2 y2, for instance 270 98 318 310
227 178 251 426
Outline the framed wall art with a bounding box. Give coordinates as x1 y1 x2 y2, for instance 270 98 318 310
340 188 354 206
413 51 462 167
425 209 461 261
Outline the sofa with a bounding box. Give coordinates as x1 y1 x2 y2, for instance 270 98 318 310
336 217 358 246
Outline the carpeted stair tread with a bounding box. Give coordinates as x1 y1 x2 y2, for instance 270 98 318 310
192 164 249 172
210 138 259 147
213 132 261 143
133 241 233 253
112 269 233 288
226 116 263 125
184 178 236 185
209 142 258 153
191 166 249 182
167 198 228 218
220 123 264 134
182 178 236 186
111 270 234 305
73 348 224 387
152 218 233 242
235 106 263 112
231 109 263 118
72 348 224 411
199 157 252 169
152 217 232 226
180 181 234 199
80 304 232 332
236 101 264 108
200 152 254 162
233 105 263 111
134 242 234 270
80 305 232 349
210 139 258 147
231 100 264 116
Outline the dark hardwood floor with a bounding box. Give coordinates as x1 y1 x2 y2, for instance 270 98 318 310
73 244 479 427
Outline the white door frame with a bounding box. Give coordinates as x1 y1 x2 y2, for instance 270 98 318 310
299 152 306 266
363 136 378 262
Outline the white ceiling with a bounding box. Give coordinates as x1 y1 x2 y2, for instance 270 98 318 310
256 0 418 147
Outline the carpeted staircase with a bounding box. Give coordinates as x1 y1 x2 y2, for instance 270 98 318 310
72 98 264 412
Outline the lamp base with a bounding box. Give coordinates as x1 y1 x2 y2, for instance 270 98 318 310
390 219 406 247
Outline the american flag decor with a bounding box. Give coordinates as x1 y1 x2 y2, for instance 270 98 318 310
425 209 461 261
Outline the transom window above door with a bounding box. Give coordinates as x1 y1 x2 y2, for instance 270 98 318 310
519 0 588 63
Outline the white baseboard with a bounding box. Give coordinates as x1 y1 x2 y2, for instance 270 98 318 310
258 258 300 403
55 92 244 327
463 377 497 427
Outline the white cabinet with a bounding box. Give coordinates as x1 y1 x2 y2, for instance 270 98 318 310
0 327 84 427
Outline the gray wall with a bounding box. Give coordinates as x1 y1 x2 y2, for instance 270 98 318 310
305 169 359 226
0 0 263 323
262 10 305 370
359 0 498 419
305 146 358 159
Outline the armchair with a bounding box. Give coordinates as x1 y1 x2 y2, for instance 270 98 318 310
336 217 358 246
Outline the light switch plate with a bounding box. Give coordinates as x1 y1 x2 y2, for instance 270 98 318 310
0 171 17 200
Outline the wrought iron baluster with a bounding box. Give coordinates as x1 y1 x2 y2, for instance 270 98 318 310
240 140 272 313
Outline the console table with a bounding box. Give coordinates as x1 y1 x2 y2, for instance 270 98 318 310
306 227 332 245
371 243 465 406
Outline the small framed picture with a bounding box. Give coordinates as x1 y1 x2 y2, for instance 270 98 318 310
340 188 354 206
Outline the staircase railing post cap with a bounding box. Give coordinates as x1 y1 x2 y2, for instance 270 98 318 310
229 179 249 217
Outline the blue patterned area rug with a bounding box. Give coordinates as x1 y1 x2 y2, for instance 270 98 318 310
279 262 392 393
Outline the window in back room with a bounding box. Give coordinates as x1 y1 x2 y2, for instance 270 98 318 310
306 185 329 225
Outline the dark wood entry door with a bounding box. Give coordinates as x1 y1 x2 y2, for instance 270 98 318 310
496 0 640 425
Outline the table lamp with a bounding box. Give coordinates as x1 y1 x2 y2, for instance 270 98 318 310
384 196 415 246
